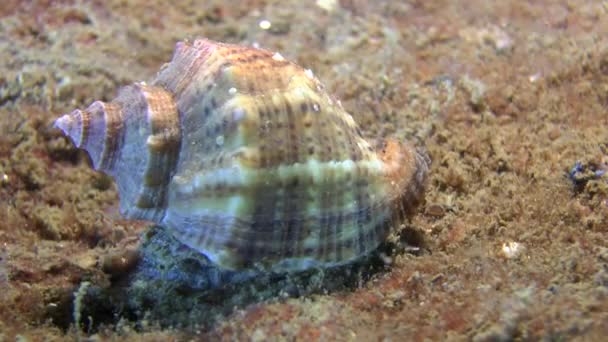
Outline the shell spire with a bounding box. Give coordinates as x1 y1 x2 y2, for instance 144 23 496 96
53 101 120 170
54 38 430 271
54 84 182 222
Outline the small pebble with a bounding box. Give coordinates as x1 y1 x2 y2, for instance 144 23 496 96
425 204 445 218
102 249 140 276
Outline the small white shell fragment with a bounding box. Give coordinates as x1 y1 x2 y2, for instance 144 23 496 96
304 69 314 79
529 72 541 83
316 0 338 12
501 241 524 259
272 52 285 61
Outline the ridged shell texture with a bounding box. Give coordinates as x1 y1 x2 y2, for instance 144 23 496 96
54 38 429 271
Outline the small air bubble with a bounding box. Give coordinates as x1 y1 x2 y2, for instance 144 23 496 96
312 103 320 112
259 20 271 30
228 87 237 95
232 108 246 122
216 135 224 146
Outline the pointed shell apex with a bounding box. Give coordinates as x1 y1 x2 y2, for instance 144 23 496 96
54 110 84 147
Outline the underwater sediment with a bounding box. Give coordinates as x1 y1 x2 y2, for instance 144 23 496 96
0 0 607 340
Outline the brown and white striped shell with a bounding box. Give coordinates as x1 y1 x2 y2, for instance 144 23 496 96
53 38 430 271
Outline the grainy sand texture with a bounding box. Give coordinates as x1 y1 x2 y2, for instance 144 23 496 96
1 0 607 340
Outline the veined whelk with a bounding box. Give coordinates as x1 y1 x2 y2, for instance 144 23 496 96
53 38 430 271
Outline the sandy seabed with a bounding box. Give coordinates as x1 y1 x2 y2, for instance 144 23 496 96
1 0 607 340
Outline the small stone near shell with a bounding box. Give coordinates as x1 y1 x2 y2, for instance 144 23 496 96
102 248 140 277
425 204 445 218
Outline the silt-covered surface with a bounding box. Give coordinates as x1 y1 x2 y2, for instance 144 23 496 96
1 0 607 340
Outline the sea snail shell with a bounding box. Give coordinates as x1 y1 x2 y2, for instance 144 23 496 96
54 38 430 271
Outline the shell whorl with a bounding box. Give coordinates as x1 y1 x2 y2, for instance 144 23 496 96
54 38 430 271
54 84 181 221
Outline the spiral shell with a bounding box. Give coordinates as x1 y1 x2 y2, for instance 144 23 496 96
54 38 429 271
